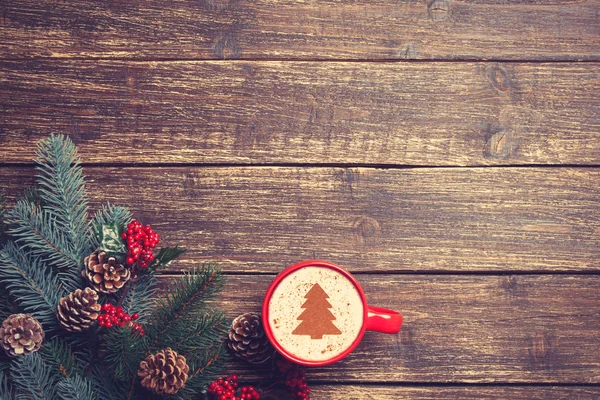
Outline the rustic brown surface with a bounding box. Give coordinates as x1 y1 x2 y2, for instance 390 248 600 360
161 274 600 383
1 0 599 60
311 385 600 400
0 61 599 166
308 385 600 399
2 166 599 273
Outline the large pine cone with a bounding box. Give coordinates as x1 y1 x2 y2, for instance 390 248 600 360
57 288 101 332
0 314 44 357
226 313 273 364
138 348 189 396
83 250 130 294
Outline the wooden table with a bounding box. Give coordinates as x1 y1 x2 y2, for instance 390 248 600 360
1 1 599 398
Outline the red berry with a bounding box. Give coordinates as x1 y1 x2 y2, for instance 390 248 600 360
132 312 139 320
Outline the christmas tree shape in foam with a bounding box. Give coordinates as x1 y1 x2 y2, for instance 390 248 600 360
292 283 342 339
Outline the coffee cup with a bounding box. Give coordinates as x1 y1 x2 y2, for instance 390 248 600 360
262 260 402 366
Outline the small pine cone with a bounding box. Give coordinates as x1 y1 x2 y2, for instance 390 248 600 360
82 250 130 294
57 288 101 332
226 313 273 364
0 314 44 357
138 348 189 396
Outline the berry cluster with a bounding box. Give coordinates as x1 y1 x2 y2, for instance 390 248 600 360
207 375 260 400
98 303 144 335
277 358 310 400
122 220 160 269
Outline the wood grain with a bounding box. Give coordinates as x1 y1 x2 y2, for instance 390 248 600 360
0 61 599 166
1 0 599 60
308 385 600 399
164 274 600 383
1 166 599 273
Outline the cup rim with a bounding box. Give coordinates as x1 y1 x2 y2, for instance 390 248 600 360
262 260 368 366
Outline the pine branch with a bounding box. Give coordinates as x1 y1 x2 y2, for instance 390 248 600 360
0 242 63 332
7 200 82 292
11 353 56 400
0 191 7 246
86 365 129 400
90 204 132 249
100 328 148 382
146 264 225 353
56 375 96 400
39 338 86 379
34 134 91 270
177 346 228 395
155 311 227 361
0 369 13 400
121 273 158 323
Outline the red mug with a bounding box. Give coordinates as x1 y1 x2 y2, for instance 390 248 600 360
262 260 402 366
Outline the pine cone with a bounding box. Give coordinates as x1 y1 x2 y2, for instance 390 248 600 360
82 250 130 294
138 348 189 396
0 314 44 357
226 313 273 364
57 288 101 332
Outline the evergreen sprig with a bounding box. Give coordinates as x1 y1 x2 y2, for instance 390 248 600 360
0 191 7 246
121 274 158 323
100 327 148 382
7 201 81 292
0 362 13 400
34 134 91 270
146 265 225 354
10 353 56 400
55 374 96 400
39 339 85 379
0 242 63 332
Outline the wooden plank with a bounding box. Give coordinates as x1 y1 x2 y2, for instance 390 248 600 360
1 166 599 273
0 61 599 166
163 274 600 383
1 0 599 60
308 385 600 399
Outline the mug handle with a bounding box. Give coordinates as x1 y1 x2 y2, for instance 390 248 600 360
365 306 403 334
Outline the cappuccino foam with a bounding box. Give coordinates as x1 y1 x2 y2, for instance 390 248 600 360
267 266 364 362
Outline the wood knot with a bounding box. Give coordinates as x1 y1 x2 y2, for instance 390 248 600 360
488 64 513 93
214 31 241 59
428 0 450 21
353 216 381 246
500 275 524 298
528 332 554 369
182 172 202 197
480 123 513 159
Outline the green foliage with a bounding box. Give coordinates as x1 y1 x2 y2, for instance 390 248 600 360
148 246 187 271
96 223 127 263
101 327 148 382
0 192 7 246
34 134 91 269
0 136 228 399
90 204 132 249
86 364 128 400
6 201 81 292
177 343 228 395
0 242 63 332
146 264 225 354
0 362 13 400
55 375 96 400
121 274 158 323
39 338 85 379
11 353 56 400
